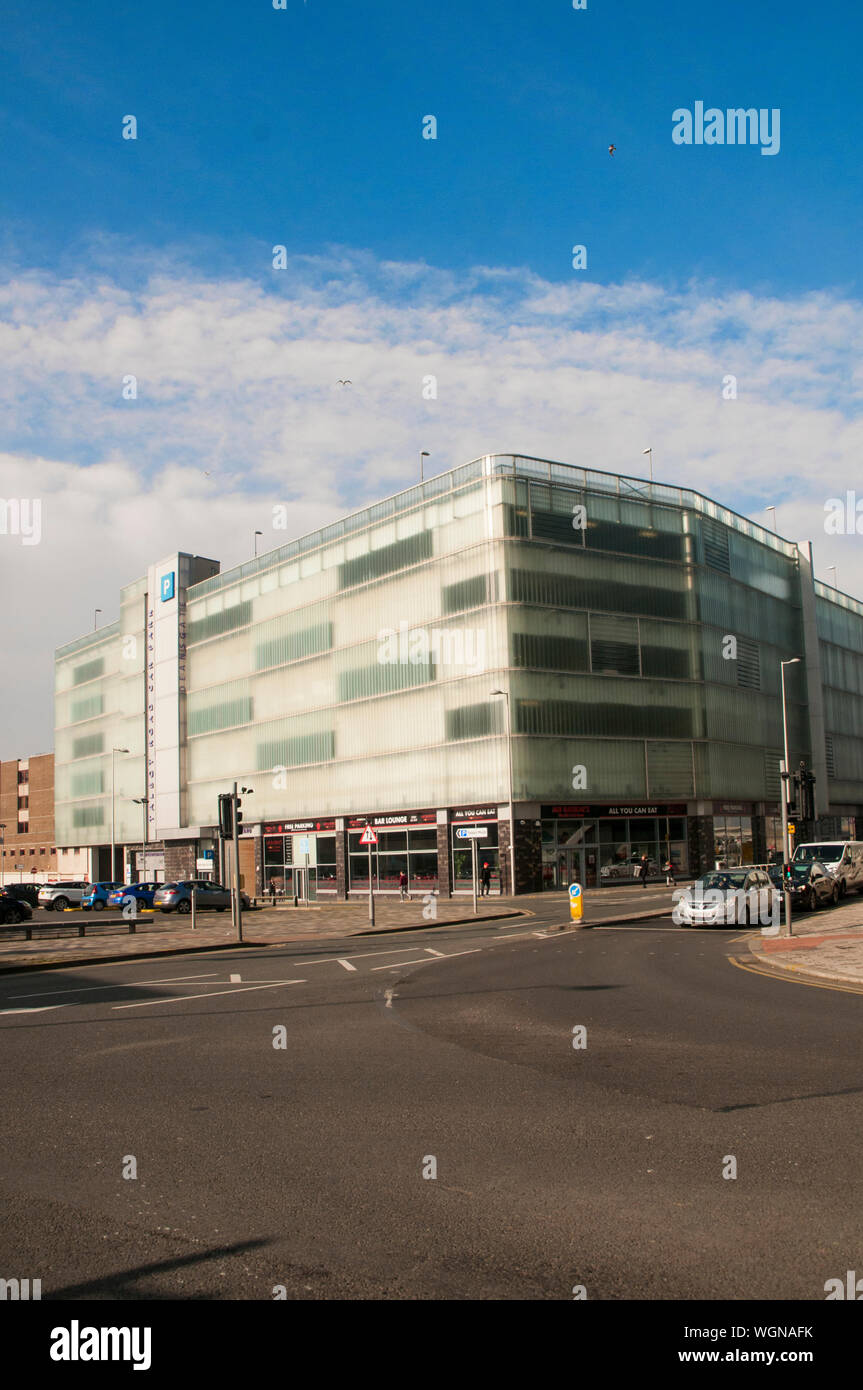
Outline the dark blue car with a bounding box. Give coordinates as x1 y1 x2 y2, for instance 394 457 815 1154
106 882 160 910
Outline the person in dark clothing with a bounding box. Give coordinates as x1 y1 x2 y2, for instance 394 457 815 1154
268 877 277 904
481 862 492 896
398 869 408 901
637 854 649 883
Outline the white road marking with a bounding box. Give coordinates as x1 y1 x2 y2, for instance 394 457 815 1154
7 973 219 1000
423 948 445 956
113 980 306 1009
230 974 241 982
0 1004 71 1016
371 959 432 971
336 958 357 971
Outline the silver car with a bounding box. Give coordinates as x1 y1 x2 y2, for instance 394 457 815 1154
153 880 250 914
37 881 88 911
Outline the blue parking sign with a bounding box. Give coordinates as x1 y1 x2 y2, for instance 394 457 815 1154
160 572 175 602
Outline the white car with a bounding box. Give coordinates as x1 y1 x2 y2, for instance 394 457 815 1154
674 869 776 927
37 881 88 911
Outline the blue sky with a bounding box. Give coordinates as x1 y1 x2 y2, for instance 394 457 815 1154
1 0 862 754
1 0 856 293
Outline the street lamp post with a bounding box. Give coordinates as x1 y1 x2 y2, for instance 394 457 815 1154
254 530 263 557
642 447 653 482
94 608 102 630
131 797 147 883
491 688 517 897
780 658 802 936
766 506 777 531
420 451 429 483
0 823 5 888
111 747 130 882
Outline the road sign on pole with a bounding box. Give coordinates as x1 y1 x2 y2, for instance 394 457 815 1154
360 826 377 922
456 826 488 840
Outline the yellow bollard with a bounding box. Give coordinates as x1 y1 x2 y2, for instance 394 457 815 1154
569 882 584 926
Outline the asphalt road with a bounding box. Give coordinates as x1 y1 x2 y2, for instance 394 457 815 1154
1 900 861 1300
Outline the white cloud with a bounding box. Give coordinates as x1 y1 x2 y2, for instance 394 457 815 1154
2 248 863 754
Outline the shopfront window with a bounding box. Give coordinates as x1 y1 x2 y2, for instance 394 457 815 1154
451 823 499 892
714 816 752 867
348 826 439 892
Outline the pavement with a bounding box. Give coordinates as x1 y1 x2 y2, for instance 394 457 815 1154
0 884 675 973
743 892 863 988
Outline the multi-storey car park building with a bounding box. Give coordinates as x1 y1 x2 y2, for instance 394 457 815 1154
53 454 863 897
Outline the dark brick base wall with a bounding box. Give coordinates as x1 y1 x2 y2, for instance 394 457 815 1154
688 816 714 879
436 822 452 898
514 819 542 894
164 841 196 882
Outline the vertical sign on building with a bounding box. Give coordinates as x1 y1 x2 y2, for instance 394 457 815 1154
146 593 157 837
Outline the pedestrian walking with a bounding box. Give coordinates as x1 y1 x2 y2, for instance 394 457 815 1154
268 876 277 904
481 862 492 896
663 858 675 886
637 853 649 884
398 869 408 901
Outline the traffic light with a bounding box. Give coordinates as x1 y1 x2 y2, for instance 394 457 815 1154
218 793 233 838
235 796 242 833
794 761 816 820
783 862 793 889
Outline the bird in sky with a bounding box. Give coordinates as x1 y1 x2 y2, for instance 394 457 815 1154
608 144 616 156
337 379 352 387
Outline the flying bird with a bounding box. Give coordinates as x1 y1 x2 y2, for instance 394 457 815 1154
337 379 352 387
608 144 616 156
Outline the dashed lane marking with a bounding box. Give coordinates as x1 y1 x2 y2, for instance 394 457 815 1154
336 958 357 972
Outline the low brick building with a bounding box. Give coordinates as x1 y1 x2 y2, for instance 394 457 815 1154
0 753 58 885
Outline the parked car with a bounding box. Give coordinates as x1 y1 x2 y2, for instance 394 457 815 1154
792 842 863 898
81 882 124 912
37 881 89 911
675 868 775 926
1 882 43 908
768 861 839 912
153 880 251 914
106 882 160 910
0 890 33 925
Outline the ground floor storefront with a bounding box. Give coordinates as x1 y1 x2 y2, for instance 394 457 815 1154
85 803 861 899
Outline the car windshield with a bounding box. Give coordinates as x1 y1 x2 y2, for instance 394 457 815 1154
795 844 843 863
695 873 749 891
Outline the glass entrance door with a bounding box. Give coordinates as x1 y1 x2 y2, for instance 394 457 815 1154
557 848 593 890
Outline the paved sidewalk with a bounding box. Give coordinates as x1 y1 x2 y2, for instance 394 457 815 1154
0 899 525 973
744 895 863 987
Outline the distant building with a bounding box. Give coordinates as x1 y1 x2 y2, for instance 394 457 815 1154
52 455 863 895
0 753 61 884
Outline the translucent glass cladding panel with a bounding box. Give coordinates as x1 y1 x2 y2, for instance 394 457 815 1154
186 598 253 645
639 620 698 681
816 597 863 649
511 610 589 673
696 571 802 649
187 627 250 690
589 614 640 676
187 679 252 736
646 742 694 797
821 641 863 696
187 741 509 824
727 530 797 600
69 691 104 723
823 686 863 738
253 608 333 671
336 543 504 647
340 529 433 589
512 672 704 740
694 742 770 798
507 543 695 623
515 738 647 801
704 686 786 747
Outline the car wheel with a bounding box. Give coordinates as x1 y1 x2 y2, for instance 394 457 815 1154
92 900 104 911
54 897 69 911
177 899 192 914
6 907 23 924
805 887 815 911
831 884 840 906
